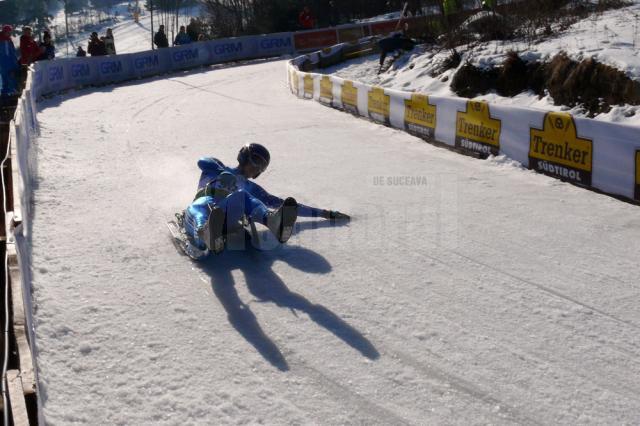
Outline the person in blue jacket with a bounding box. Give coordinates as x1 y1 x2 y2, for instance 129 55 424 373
173 26 192 46
181 143 349 255
0 25 19 97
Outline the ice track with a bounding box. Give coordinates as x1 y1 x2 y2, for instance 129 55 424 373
31 59 640 425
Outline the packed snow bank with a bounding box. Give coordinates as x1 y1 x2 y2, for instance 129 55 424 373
323 1 640 126
31 58 640 424
289 44 640 204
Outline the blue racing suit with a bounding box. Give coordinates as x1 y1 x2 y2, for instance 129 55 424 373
184 157 324 249
0 37 19 96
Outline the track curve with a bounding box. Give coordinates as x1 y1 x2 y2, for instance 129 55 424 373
32 59 640 425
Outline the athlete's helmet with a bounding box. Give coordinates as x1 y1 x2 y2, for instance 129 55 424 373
237 143 270 177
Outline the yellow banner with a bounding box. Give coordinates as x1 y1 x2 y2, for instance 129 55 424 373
368 87 390 123
455 101 501 155
635 151 640 200
529 112 593 186
290 69 298 93
303 74 314 97
342 80 358 108
636 151 640 185
529 112 592 172
320 76 333 103
405 94 436 129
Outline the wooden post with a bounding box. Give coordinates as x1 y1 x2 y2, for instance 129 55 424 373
6 370 29 426
7 244 35 395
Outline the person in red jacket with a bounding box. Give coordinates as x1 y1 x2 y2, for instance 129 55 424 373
298 6 315 30
19 26 43 65
18 26 44 91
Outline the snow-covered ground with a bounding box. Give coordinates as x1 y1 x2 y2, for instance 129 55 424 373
47 2 201 58
324 1 640 126
31 58 640 424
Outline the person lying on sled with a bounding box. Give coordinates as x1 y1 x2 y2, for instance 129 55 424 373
180 143 350 255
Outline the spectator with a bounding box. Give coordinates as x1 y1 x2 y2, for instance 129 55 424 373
197 34 206 42
0 25 19 97
104 28 116 55
19 26 43 65
88 32 107 56
76 45 87 57
38 31 55 61
298 6 315 30
18 26 43 91
174 26 191 45
377 32 415 72
154 25 169 48
186 18 200 42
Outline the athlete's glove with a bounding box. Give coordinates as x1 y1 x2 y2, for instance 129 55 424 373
321 210 351 221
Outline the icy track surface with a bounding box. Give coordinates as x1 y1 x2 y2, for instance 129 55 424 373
33 59 640 425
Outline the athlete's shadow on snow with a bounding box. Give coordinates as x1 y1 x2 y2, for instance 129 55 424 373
197 221 379 372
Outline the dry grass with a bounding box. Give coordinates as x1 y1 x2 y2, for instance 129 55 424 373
450 52 640 116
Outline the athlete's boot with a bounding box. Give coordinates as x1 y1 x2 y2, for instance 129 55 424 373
200 206 226 254
266 197 298 243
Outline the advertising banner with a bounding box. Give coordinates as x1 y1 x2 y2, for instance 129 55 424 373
290 68 299 95
370 20 399 36
254 33 295 57
303 74 314 99
170 43 209 70
529 112 593 186
337 26 365 43
65 58 98 88
208 38 246 63
43 61 67 93
455 100 501 156
319 76 333 105
404 94 437 140
96 56 134 84
131 50 170 78
636 150 640 200
341 80 358 114
31 64 45 99
367 87 390 124
294 29 338 51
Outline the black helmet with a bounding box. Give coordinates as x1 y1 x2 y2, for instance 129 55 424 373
237 143 270 176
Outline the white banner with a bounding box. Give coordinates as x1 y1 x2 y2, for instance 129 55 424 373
130 50 171 78
95 55 135 84
169 42 211 70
